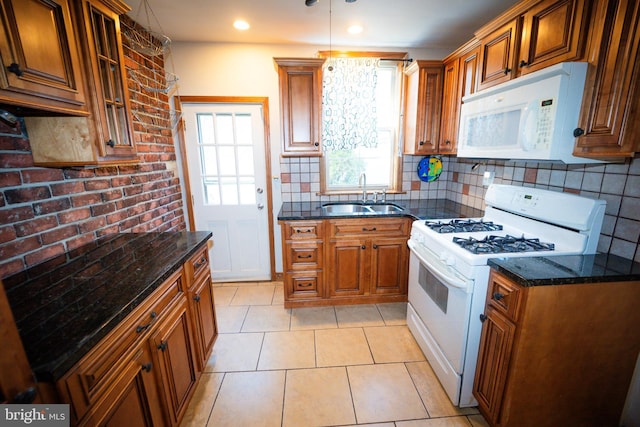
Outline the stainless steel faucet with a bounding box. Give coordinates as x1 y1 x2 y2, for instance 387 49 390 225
359 172 367 203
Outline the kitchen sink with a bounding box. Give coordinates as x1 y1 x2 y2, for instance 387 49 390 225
321 203 371 214
367 203 404 213
320 202 404 214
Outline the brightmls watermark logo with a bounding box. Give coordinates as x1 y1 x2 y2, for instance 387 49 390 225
1 405 69 426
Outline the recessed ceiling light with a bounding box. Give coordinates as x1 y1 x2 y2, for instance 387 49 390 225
233 20 250 31
347 25 363 34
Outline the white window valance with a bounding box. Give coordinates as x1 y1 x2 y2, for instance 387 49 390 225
321 57 379 151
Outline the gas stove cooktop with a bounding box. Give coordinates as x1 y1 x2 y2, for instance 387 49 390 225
452 234 555 254
424 219 504 233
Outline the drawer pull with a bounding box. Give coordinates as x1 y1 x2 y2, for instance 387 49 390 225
479 313 487 323
136 311 157 333
157 341 168 352
141 362 152 373
194 294 201 302
296 228 313 233
299 283 313 288
493 292 505 301
362 227 377 231
361 245 366 250
297 254 313 259
194 257 207 269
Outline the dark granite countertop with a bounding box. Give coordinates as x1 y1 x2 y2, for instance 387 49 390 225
488 253 640 287
3 231 212 382
277 199 483 221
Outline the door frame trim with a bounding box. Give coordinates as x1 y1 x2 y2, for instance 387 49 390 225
176 96 276 281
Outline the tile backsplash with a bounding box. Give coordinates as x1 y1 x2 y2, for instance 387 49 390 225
280 155 640 262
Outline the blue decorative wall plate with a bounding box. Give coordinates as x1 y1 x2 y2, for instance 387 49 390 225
417 156 442 182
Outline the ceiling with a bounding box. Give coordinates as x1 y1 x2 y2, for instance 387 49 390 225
123 0 520 52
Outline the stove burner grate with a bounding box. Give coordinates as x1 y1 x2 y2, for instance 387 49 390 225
425 219 504 233
452 234 555 254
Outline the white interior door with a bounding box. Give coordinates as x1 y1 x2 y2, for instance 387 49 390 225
183 103 270 281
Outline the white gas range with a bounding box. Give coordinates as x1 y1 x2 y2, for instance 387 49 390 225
406 184 606 407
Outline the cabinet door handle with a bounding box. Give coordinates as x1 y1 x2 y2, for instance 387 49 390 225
11 387 37 404
504 67 511 75
492 292 504 301
361 245 366 250
7 63 23 76
314 142 319 146
194 257 207 269
106 139 115 148
194 294 201 302
373 244 378 249
573 128 585 137
419 141 425 146
519 60 529 67
444 140 451 145
479 314 487 323
157 341 168 352
141 362 152 372
135 311 157 333
362 227 377 231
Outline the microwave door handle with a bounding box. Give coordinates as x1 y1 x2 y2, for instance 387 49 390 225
408 240 473 292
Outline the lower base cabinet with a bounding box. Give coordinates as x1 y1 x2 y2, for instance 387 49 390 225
474 270 640 427
281 218 410 308
57 244 217 426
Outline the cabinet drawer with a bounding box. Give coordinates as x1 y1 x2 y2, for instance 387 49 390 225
284 221 324 240
487 270 523 322
59 269 184 422
329 218 409 238
285 243 323 270
185 246 210 285
285 271 323 299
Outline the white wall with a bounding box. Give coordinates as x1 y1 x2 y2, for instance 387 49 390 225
167 42 446 274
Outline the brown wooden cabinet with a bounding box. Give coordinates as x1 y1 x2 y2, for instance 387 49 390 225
25 0 138 167
184 247 217 372
573 0 640 159
281 220 325 305
474 269 640 427
274 58 325 157
0 0 88 115
149 299 198 426
440 40 480 152
403 60 444 155
326 218 409 300
476 0 590 90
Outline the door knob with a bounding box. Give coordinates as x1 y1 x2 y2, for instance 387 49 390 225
257 188 264 194
257 203 264 210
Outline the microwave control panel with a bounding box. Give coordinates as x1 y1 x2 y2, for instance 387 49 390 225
534 98 555 149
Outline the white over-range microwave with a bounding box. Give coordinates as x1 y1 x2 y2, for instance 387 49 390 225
457 61 601 164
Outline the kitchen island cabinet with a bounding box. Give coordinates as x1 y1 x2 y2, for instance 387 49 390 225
474 255 640 427
2 232 215 426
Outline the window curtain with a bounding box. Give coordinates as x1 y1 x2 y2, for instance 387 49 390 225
322 57 379 151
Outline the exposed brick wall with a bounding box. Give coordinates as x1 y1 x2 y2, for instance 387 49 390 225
0 16 185 279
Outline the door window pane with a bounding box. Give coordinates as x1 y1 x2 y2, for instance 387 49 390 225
236 114 253 145
220 177 238 205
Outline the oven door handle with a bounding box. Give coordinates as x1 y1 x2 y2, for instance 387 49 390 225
408 240 473 292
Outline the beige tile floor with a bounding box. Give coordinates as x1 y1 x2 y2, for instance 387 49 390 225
180 281 490 427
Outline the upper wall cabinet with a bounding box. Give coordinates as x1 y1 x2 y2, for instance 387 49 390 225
573 0 640 159
25 0 138 167
275 58 325 157
403 60 444 155
440 40 480 154
0 0 88 115
476 0 590 90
